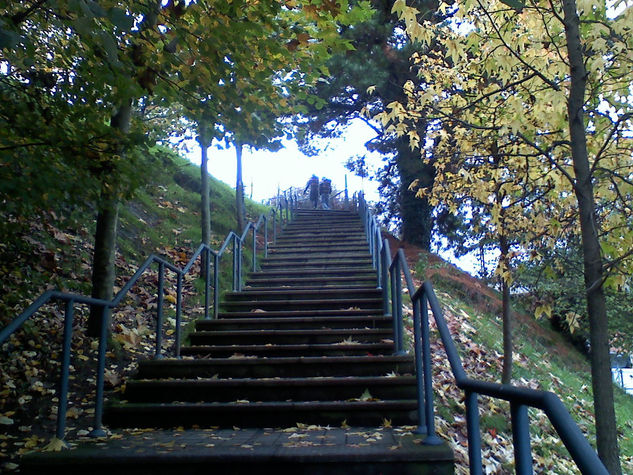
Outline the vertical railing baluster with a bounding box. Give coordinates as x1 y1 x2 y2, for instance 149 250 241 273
382 242 390 316
89 305 108 438
374 227 381 275
273 209 277 244
155 261 165 359
213 253 220 319
512 403 533 475
204 248 210 320
466 391 483 475
369 220 376 268
420 293 441 445
264 216 268 258
411 297 426 435
237 236 243 291
56 299 74 442
252 225 257 272
233 235 238 291
391 264 398 354
376 234 382 290
175 273 182 357
395 258 404 354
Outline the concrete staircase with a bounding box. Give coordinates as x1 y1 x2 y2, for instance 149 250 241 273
22 209 453 474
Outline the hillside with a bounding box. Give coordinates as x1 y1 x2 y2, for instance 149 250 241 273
1 150 632 473
387 235 633 473
0 149 268 471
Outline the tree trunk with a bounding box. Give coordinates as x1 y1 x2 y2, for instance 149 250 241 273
562 1 621 472
198 123 211 247
198 122 212 280
235 142 245 234
87 101 131 336
395 138 434 250
499 234 512 385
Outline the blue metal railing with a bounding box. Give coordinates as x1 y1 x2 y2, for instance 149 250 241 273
0 196 298 444
357 193 608 475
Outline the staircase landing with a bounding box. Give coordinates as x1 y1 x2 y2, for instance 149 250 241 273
22 427 453 474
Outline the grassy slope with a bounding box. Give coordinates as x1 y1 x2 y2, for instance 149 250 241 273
0 148 269 471
397 238 633 473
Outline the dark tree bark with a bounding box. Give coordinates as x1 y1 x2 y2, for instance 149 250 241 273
395 138 434 250
235 142 245 234
562 0 621 472
87 101 131 336
198 122 211 248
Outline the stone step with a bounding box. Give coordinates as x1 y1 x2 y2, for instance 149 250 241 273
188 328 392 346
269 245 369 254
180 342 394 358
220 298 382 312
264 251 370 260
103 400 419 429
262 255 372 265
259 261 374 272
217 308 384 319
20 428 454 475
275 233 367 242
136 355 415 380
225 288 381 302
123 375 416 403
283 221 362 230
247 268 377 280
195 315 392 331
243 284 378 292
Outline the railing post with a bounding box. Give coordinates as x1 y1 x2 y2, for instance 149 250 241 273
56 299 74 443
204 248 211 320
465 390 483 475
238 236 243 291
264 216 269 258
394 259 404 354
420 293 442 444
233 235 240 292
252 225 257 272
374 228 381 275
345 175 349 209
376 237 382 290
213 253 220 319
411 297 427 435
382 242 390 316
155 261 165 359
175 273 182 357
369 220 376 268
273 209 278 244
89 305 109 438
511 403 533 475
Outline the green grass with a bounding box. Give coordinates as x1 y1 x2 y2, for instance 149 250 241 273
426 266 633 465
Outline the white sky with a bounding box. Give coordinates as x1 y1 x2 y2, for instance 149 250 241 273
186 120 382 203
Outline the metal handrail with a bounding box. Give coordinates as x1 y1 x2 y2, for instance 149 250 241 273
0 197 297 444
356 193 608 474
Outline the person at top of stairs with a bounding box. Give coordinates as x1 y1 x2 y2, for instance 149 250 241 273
319 178 332 209
304 174 319 208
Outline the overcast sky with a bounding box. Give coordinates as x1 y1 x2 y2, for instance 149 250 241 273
185 120 382 203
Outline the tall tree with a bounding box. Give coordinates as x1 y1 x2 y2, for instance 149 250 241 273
170 0 371 242
294 0 443 249
386 0 633 471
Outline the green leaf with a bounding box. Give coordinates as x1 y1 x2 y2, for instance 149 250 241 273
109 8 134 32
499 0 525 11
